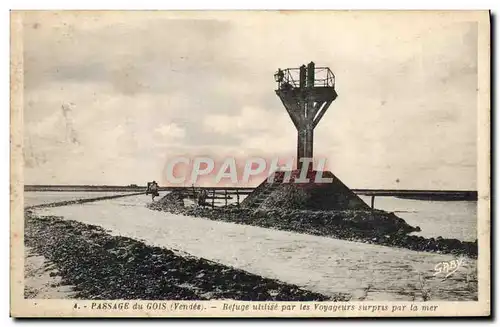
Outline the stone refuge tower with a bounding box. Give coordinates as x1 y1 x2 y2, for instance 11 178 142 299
241 62 369 211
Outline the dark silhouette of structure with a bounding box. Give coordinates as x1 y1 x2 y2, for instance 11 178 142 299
241 63 369 211
146 181 159 201
274 62 337 170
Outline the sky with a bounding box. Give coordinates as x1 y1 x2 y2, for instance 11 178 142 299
22 11 479 189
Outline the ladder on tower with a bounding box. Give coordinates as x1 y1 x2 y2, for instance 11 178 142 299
247 173 285 209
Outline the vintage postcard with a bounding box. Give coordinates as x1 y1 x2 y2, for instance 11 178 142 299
10 10 490 317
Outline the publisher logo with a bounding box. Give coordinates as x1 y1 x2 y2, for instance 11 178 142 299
433 257 466 278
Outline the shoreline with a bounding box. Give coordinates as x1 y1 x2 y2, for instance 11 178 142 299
24 210 348 301
24 247 76 299
148 192 478 259
25 192 145 210
23 195 478 302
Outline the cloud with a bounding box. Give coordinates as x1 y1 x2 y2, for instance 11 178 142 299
155 123 186 140
204 106 286 135
21 12 479 189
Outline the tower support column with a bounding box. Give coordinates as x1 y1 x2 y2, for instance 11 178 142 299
297 123 314 171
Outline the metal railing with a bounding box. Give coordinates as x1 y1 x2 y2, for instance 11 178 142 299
275 67 335 89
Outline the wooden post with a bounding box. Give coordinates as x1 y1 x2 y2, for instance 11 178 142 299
371 195 375 209
211 189 215 209
225 189 228 207
236 189 240 207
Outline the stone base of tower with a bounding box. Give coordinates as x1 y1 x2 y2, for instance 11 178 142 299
241 170 370 211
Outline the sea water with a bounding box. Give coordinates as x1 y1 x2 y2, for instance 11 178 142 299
358 196 477 242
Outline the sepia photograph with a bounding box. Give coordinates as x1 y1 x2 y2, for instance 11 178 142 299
10 10 490 317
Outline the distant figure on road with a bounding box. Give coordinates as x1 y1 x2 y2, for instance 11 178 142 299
198 189 208 206
146 181 160 201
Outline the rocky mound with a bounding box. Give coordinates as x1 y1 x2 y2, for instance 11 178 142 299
152 190 185 209
241 170 369 211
